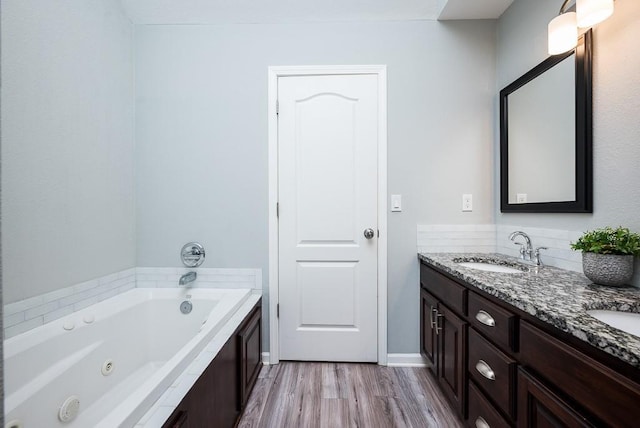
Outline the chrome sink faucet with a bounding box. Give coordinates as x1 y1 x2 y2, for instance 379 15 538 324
508 231 547 266
179 271 197 286
509 231 533 261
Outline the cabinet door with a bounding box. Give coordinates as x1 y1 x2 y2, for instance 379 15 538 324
437 303 467 417
420 289 438 374
211 334 241 428
163 334 240 428
517 368 593 428
239 306 262 407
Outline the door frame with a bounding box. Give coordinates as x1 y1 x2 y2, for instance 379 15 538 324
267 65 388 365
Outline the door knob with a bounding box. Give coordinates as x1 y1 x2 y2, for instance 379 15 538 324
364 228 375 239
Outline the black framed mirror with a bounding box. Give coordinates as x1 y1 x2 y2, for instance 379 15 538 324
500 30 592 213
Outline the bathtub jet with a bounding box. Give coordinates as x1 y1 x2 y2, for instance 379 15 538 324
179 271 197 286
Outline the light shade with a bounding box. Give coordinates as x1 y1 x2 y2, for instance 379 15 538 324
548 12 578 55
577 0 614 27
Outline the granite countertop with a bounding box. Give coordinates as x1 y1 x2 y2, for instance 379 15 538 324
418 252 640 368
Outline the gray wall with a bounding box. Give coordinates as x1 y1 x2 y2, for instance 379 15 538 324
135 20 496 353
1 0 136 303
496 0 640 286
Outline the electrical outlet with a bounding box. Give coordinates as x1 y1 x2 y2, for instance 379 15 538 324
462 194 473 212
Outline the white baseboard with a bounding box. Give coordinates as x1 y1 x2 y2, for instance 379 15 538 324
262 352 270 365
386 353 428 367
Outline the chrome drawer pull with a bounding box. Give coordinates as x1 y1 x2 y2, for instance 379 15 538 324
435 313 444 335
430 306 437 328
475 416 490 428
475 310 496 327
475 360 496 381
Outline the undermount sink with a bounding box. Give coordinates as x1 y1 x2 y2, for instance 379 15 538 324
452 257 529 274
587 310 640 338
456 262 524 273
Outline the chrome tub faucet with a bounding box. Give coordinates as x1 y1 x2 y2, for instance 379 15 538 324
179 271 197 286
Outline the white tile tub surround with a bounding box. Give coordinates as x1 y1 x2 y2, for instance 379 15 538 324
3 268 136 339
135 267 262 290
496 225 583 272
135 291 262 428
3 267 262 339
417 224 497 254
417 224 583 273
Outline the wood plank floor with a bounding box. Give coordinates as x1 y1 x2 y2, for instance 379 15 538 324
238 362 464 428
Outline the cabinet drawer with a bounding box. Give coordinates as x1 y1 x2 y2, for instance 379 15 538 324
468 292 517 353
520 321 640 427
468 328 517 419
467 381 510 428
420 263 467 315
517 368 593 428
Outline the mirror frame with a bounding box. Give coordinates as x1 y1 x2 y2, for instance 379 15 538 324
500 30 592 213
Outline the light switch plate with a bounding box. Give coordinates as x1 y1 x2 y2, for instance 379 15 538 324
462 194 473 212
391 194 402 212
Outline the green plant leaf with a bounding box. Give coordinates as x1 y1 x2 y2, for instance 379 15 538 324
570 226 640 257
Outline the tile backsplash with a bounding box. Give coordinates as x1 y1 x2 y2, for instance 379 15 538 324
417 224 497 253
136 267 261 290
496 225 583 272
418 224 584 273
3 267 262 339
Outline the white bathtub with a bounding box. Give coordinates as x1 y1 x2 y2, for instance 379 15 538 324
4 288 252 428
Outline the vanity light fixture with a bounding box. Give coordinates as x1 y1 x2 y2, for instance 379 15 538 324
548 6 578 55
577 0 614 27
548 0 614 55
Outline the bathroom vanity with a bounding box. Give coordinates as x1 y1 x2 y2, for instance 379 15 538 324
162 299 262 428
419 254 640 427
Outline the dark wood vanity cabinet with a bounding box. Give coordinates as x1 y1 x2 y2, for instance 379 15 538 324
163 300 262 428
419 261 640 428
420 264 468 417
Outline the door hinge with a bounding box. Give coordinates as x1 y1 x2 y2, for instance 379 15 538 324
277 303 280 318
276 202 279 218
276 100 279 115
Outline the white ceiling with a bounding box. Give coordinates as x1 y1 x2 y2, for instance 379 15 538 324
120 0 513 25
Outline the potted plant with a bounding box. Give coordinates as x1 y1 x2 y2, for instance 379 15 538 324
571 226 640 286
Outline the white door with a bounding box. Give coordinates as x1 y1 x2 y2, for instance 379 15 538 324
278 74 379 362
